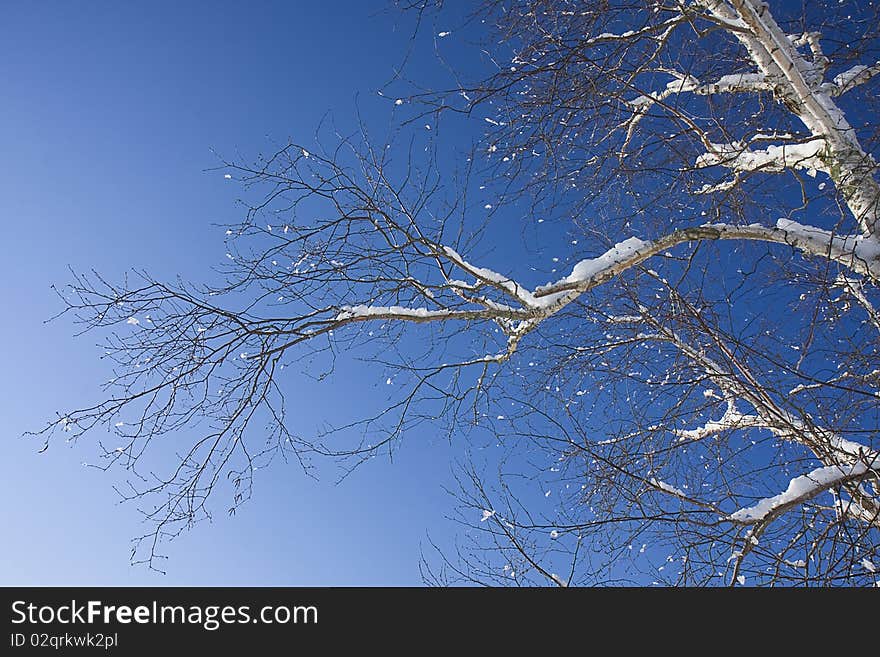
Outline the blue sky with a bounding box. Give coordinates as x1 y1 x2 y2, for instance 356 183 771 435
0 1 468 585
5 0 874 588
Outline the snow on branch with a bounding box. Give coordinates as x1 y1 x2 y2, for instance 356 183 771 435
309 220 880 377
585 16 684 45
629 73 700 110
649 477 688 499
695 72 770 95
673 399 752 441
439 245 538 308
704 0 880 237
335 305 456 321
566 237 649 281
835 497 880 527
658 326 878 480
629 71 769 110
727 455 879 525
621 69 769 158
829 61 880 96
532 223 880 300
696 139 829 176
774 218 880 273
291 220 880 357
321 220 880 358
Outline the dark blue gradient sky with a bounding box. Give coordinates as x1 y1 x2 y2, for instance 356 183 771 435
1 1 469 585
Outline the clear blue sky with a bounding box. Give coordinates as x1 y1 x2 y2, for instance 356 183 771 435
0 1 471 585
7 0 867 588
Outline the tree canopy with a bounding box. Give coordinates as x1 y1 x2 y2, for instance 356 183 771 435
41 0 880 585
